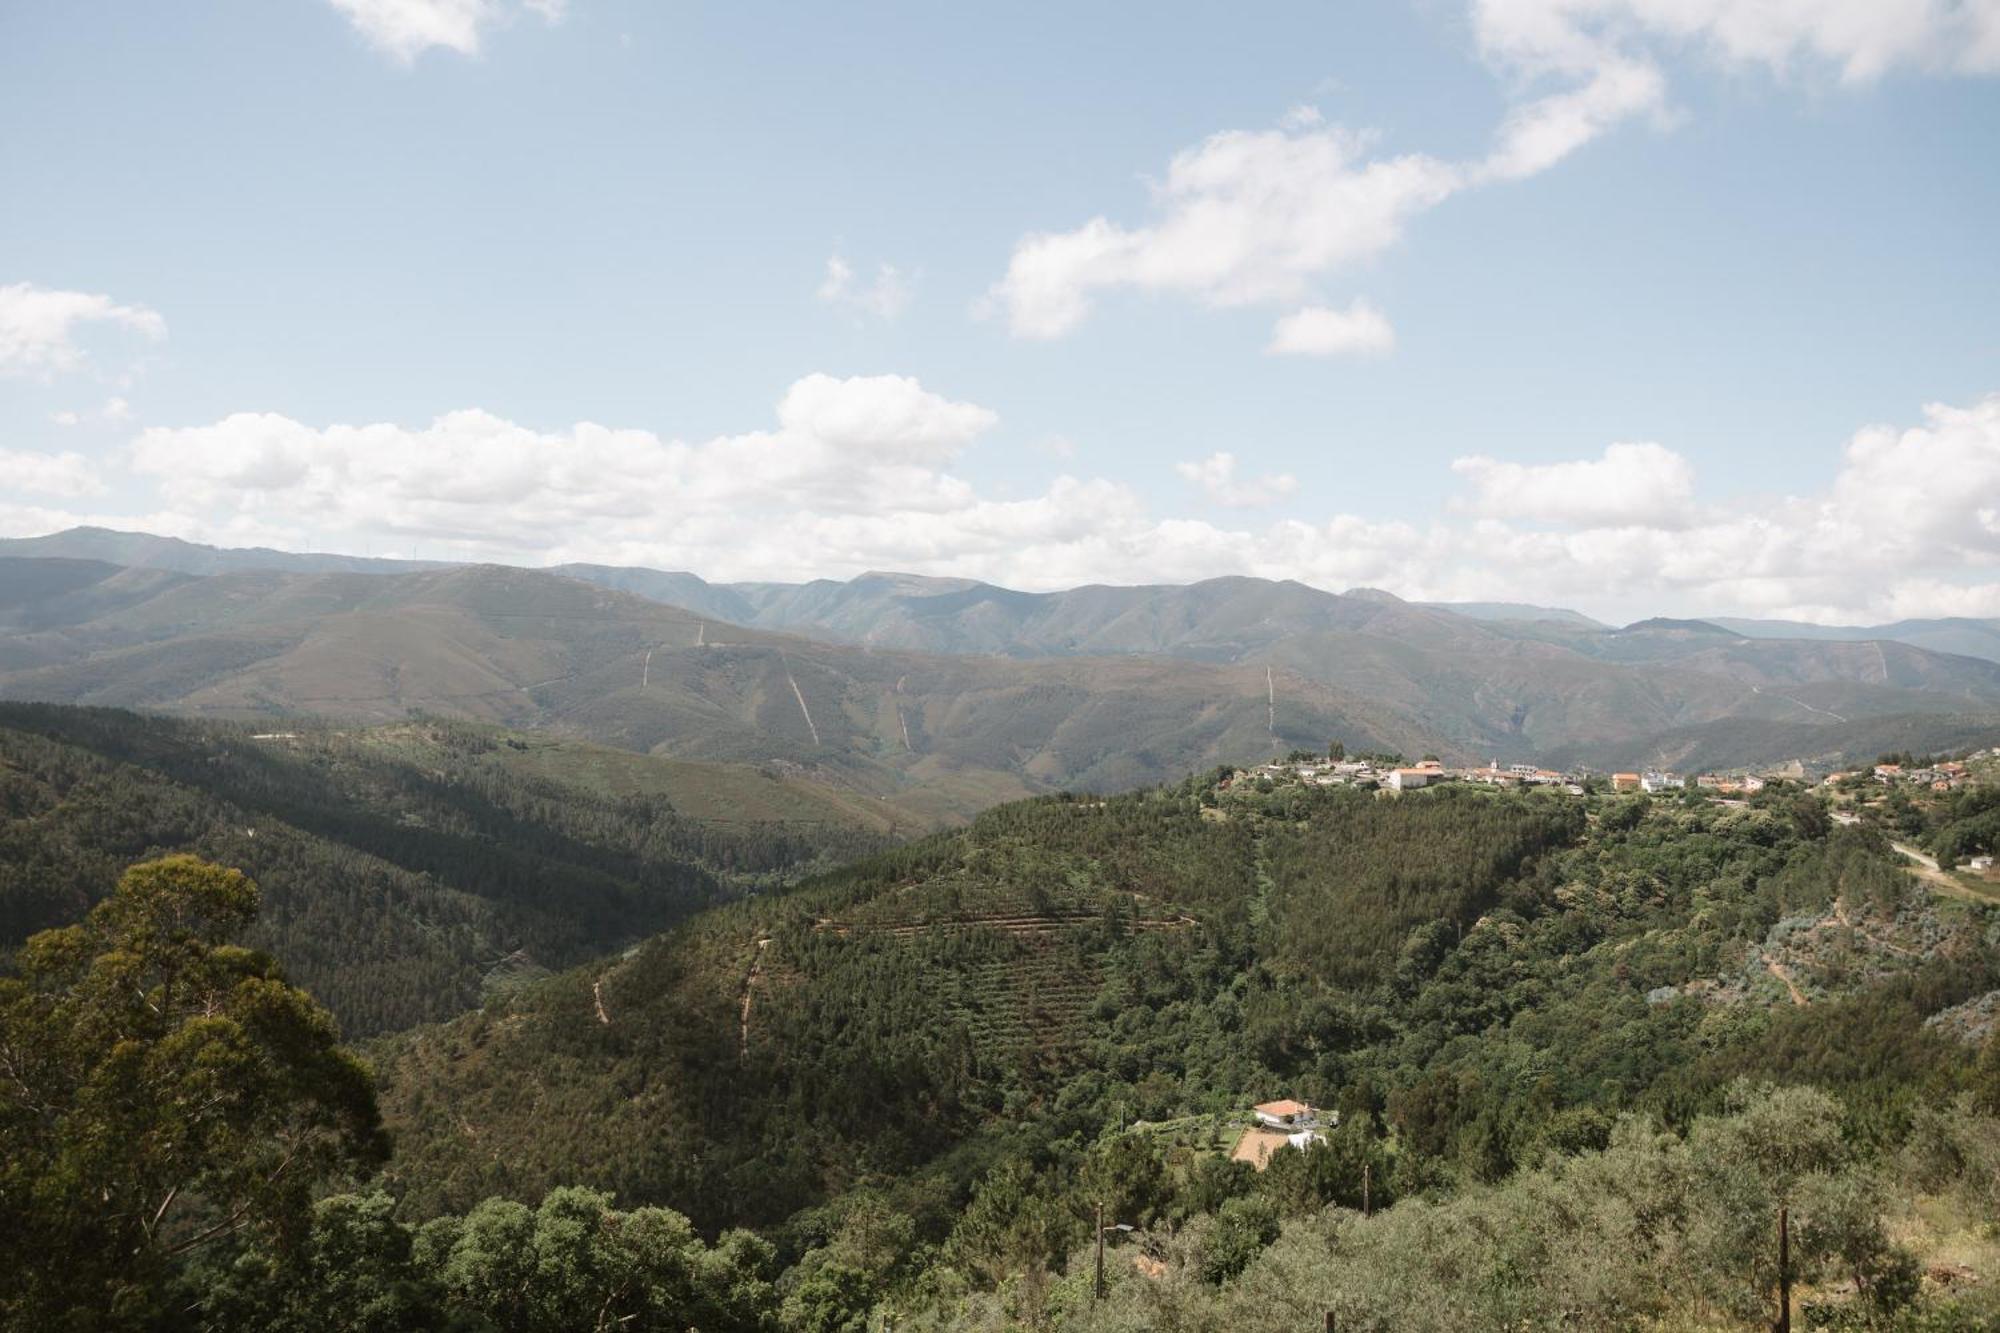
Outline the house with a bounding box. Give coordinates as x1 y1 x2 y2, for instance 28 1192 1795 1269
1386 768 1432 791
1508 762 1539 778
1232 1100 1330 1170
1741 775 1766 794
1971 854 1996 872
1612 772 1642 792
1875 764 1903 782
1253 1099 1320 1131
1640 771 1683 793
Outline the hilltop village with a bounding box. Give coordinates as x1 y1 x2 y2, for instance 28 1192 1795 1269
1222 746 1998 801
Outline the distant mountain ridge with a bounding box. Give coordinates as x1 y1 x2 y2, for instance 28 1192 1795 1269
4 528 2000 777
0 557 1435 818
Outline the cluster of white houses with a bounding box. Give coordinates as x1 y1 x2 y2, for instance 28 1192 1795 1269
1230 758 1586 794
1825 761 1975 792
1227 758 1780 797
1230 751 1990 802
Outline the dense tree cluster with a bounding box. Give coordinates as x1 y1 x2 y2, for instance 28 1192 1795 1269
0 706 887 1033
7 729 2000 1330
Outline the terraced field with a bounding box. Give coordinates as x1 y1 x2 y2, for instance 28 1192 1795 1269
768 883 1201 1049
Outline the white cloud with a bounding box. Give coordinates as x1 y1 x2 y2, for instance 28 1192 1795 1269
0 448 105 498
988 124 1462 339
0 283 165 380
8 381 1996 624
1478 56 1670 181
988 1 2000 346
1268 300 1397 358
328 0 565 63
1175 452 1301 509
1473 0 2000 86
49 396 134 429
1451 440 1697 527
817 255 914 322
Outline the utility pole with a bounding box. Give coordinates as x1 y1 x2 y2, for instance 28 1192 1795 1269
1094 1201 1106 1301
1774 1205 1791 1333
1324 1311 1336 1332
1362 1162 1371 1218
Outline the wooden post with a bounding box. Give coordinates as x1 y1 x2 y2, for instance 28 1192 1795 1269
1324 1310 1336 1333
1094 1201 1106 1301
1362 1162 1371 1218
1775 1205 1791 1333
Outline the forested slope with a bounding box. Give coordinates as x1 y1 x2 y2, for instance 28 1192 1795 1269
0 705 892 1034
372 773 1997 1256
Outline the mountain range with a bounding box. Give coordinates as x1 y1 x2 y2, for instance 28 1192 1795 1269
2 527 1999 792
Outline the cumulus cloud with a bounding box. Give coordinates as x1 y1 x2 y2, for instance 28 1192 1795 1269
817 255 914 321
11 380 1999 624
988 1 2000 345
0 283 165 380
1175 452 1301 509
328 0 565 63
1268 300 1397 358
1472 0 2000 86
0 448 104 498
1450 440 1697 527
987 124 1462 339
120 374 1003 572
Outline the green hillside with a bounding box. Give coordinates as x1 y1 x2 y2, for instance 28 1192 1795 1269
9 758 2000 1329
0 705 894 1035
370 774 1997 1252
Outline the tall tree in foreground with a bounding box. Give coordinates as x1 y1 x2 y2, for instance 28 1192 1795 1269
0 855 385 1332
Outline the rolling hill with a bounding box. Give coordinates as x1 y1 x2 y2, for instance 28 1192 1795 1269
367 772 1999 1246
6 533 2000 777
1711 613 2000 664
0 559 1435 815
0 705 899 1035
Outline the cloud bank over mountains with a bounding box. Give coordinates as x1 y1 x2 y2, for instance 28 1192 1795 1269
4 376 1997 625
9 1 1996 625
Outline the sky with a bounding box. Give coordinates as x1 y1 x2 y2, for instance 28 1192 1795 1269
3 0 1999 624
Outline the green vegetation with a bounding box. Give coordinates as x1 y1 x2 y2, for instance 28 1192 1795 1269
6 741 2000 1330
0 857 384 1330
0 705 891 1034
360 770 1998 1327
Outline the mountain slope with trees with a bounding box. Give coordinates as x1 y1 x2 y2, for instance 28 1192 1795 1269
0 705 895 1035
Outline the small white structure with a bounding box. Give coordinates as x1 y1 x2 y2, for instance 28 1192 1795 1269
1386 768 1431 791
1971 854 1996 872
1253 1099 1320 1132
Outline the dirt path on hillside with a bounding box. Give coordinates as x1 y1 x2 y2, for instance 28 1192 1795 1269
1892 842 2000 905
592 978 611 1025
1762 953 1809 1006
738 938 770 1055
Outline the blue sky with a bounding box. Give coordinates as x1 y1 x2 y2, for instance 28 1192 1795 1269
3 0 1998 622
